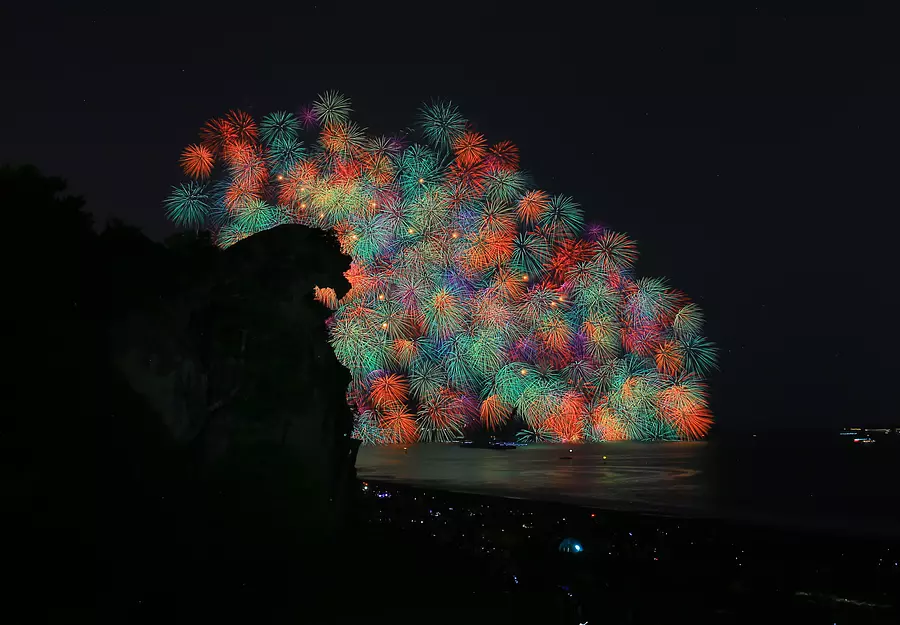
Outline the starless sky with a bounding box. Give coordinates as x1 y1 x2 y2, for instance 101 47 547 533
3 3 897 429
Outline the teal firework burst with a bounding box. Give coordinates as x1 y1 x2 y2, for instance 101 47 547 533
313 91 352 126
511 232 551 277
673 302 705 338
516 425 558 444
538 194 584 239
418 100 467 150
215 222 248 249
484 169 528 203
409 361 447 400
268 137 306 176
351 410 383 445
594 231 638 271
234 199 284 234
398 144 444 195
680 335 718 374
164 181 210 229
260 111 300 145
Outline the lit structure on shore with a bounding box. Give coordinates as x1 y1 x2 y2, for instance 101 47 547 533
165 93 717 443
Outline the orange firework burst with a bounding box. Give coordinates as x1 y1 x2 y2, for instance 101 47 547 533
480 394 511 430
490 266 528 301
665 404 713 440
224 142 269 186
320 122 365 155
590 402 627 441
343 263 379 292
485 231 515 266
547 390 587 441
559 390 588 419
277 160 317 207
548 238 593 284
658 376 713 439
380 403 417 443
463 230 494 272
366 153 394 187
517 190 549 225
538 313 574 352
547 411 583 442
370 373 409 408
654 340 684 375
221 139 254 167
179 143 214 179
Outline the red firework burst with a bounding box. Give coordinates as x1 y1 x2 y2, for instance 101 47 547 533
548 238 594 284
446 160 488 194
223 109 258 144
200 117 238 154
486 140 520 171
179 143 215 179
224 181 261 211
453 131 487 166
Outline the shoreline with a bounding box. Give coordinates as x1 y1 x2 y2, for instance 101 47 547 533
358 473 900 541
358 440 900 541
359 477 900 543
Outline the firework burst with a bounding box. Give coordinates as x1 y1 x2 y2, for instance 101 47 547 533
313 91 352 126
418 100 466 151
260 111 300 146
164 181 210 229
180 144 215 179
165 92 718 444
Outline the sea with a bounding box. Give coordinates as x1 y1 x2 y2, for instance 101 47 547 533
357 438 900 537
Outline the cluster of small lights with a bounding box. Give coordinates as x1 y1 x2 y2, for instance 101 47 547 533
166 93 719 444
360 482 900 619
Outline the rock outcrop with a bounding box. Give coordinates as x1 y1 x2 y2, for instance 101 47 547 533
110 224 356 513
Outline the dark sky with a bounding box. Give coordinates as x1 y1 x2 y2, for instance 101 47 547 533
4 3 897 430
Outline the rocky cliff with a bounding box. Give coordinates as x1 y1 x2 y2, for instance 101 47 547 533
110 224 356 515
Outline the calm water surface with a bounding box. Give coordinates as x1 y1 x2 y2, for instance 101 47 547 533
358 441 900 536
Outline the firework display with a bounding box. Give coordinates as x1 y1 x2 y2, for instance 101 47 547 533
166 93 717 443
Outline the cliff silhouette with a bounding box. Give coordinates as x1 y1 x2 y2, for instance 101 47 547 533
5 165 358 621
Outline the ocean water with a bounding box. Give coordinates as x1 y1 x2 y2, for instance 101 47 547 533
358 440 900 537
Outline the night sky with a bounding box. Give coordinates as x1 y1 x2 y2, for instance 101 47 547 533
4 3 897 430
